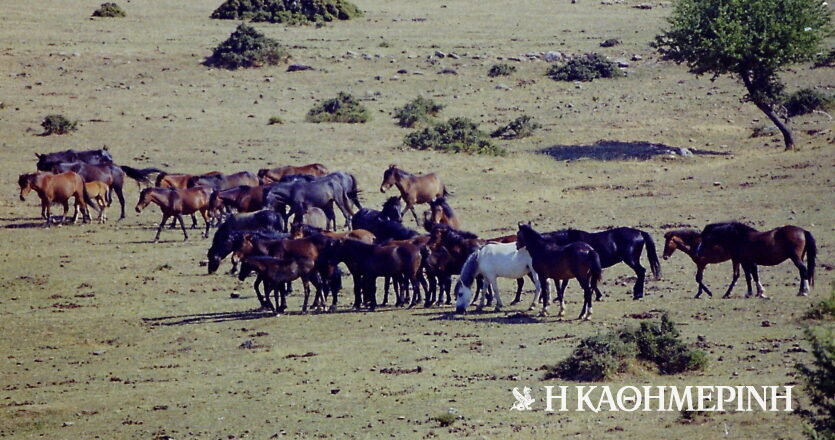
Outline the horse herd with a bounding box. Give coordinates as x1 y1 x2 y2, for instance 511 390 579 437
16 149 818 320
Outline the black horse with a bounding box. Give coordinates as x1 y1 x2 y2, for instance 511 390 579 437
36 148 114 170
353 213 419 243
264 176 355 230
543 227 660 300
207 210 287 274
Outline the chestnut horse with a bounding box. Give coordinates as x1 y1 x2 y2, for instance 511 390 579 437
290 224 376 244
380 165 448 226
85 181 111 223
208 185 270 216
135 187 214 241
51 162 160 220
18 171 90 227
243 255 319 315
424 197 460 229
663 229 738 298
258 163 329 184
698 222 816 298
157 171 221 227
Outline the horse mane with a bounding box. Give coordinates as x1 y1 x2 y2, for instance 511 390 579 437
664 229 700 240
458 251 480 288
431 197 455 217
704 221 757 236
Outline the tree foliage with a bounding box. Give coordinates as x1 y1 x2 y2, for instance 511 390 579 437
204 23 289 70
796 326 835 439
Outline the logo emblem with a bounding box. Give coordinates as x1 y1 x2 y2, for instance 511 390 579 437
511 387 535 411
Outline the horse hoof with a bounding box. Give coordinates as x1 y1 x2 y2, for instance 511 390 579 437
328 305 337 313
493 307 502 313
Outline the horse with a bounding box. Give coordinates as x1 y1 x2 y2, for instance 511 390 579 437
135 187 214 241
542 227 660 300
35 148 113 170
290 224 376 244
351 201 419 243
663 229 738 298
156 171 222 189
50 162 161 220
454 242 541 313
516 224 603 320
208 185 270 217
698 222 816 298
293 206 328 230
207 210 287 274
264 178 353 230
187 171 259 192
18 171 90 227
425 197 460 229
379 235 431 307
257 163 329 184
230 230 290 305
380 164 448 226
242 256 319 315
85 181 110 223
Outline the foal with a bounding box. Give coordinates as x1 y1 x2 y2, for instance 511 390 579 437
18 171 90 227
85 181 111 223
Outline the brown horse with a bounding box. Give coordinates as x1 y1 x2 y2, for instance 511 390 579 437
85 181 111 223
18 171 90 227
698 222 816 298
381 235 431 306
188 171 259 192
424 197 461 229
380 165 448 226
516 224 603 319
157 171 220 227
208 185 270 216
663 229 738 298
243 255 318 315
258 163 329 184
135 187 214 241
290 224 376 244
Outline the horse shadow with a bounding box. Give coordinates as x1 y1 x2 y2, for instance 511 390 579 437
4 221 47 229
539 140 731 161
425 310 542 324
142 309 275 326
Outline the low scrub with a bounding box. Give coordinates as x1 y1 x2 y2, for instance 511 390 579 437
41 115 78 135
204 23 289 70
487 63 516 78
92 2 126 17
545 314 706 381
803 287 835 320
783 88 834 117
267 116 284 125
491 115 541 139
394 96 443 128
795 326 835 439
547 53 624 82
306 92 369 123
404 117 507 156
211 0 362 25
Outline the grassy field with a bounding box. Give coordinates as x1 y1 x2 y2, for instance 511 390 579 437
1 0 833 438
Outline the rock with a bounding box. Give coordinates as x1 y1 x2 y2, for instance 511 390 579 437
434 50 446 58
287 64 314 72
631 54 643 61
345 50 357 58
600 38 620 48
448 53 460 60
508 56 523 62
438 68 458 75
525 52 540 59
761 320 772 327
361 53 372 60
543 51 563 62
495 84 511 90
634 3 652 9
676 147 693 157
330 389 340 394
230 291 240 299
397 69 408 74
713 181 722 186
72 52 80 57
62 422 74 427
264 77 274 83
615 59 630 68
413 70 424 75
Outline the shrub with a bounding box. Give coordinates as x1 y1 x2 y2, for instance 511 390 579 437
624 314 708 375
795 326 835 439
268 116 283 125
814 48 835 68
41 115 78 135
545 332 636 382
547 53 624 82
432 413 457 427
92 2 125 17
306 92 369 123
751 124 779 138
488 63 516 78
204 23 289 70
394 96 444 128
491 115 541 139
804 287 835 320
600 38 620 48
210 0 362 25
404 117 507 156
783 89 834 117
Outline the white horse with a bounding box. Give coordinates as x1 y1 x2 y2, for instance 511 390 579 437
455 242 541 313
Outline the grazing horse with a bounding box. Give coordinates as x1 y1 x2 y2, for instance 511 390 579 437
243 256 318 315
543 227 660 300
516 224 603 320
425 197 460 229
663 229 738 298
454 242 541 313
85 181 110 223
135 187 214 241
291 224 376 244
50 162 161 220
35 148 113 170
258 163 329 184
264 178 353 230
207 210 287 274
187 171 259 192
380 164 448 226
18 171 90 227
698 222 816 297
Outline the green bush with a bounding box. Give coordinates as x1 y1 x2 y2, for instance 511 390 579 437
210 0 362 25
433 413 457 427
268 116 284 125
491 115 541 139
796 326 835 439
92 2 125 17
488 63 516 78
41 115 78 135
804 287 835 320
547 53 624 82
306 92 369 123
624 314 708 375
783 89 834 117
814 48 835 68
394 96 444 128
404 117 507 156
204 24 289 70
545 332 636 381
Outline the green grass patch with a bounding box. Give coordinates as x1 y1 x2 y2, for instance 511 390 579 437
211 0 362 25
306 92 369 123
204 23 289 70
547 53 624 82
394 96 443 128
41 115 78 135
92 2 126 17
404 117 507 156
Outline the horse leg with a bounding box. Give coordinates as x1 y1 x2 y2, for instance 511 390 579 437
443 275 452 305
352 274 363 309
254 276 271 311
722 261 740 298
60 200 69 225
382 276 390 306
540 277 551 317
191 213 198 229
557 279 569 302
366 277 378 311
625 258 646 300
789 254 810 296
577 276 593 321
114 184 126 220
511 278 524 305
743 264 754 298
201 210 210 238
426 274 437 307
154 213 170 242
752 266 767 298
177 214 188 241
301 278 311 313
490 277 503 312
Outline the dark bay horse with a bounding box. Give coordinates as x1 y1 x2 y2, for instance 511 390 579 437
380 165 448 226
543 227 660 300
291 224 376 244
517 224 603 319
264 178 353 230
243 255 319 314
135 187 214 241
208 185 270 216
36 148 113 170
425 197 460 229
51 162 161 220
698 222 816 297
188 171 259 192
18 171 90 227
207 210 287 274
663 229 738 298
258 163 329 184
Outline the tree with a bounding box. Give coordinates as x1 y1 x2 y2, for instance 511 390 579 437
654 0 832 150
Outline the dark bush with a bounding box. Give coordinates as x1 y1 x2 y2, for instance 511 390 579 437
404 117 507 156
394 96 444 128
491 115 541 139
795 326 835 439
204 24 289 70
547 53 624 82
545 332 636 382
624 314 708 375
783 88 834 117
41 115 78 135
211 0 362 25
487 63 516 78
268 116 284 125
804 287 835 320
600 38 620 48
92 2 125 17
306 92 369 123
813 48 835 68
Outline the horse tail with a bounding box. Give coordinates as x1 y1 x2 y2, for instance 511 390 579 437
458 250 480 289
442 184 450 198
641 230 662 279
348 174 363 210
121 166 164 188
589 250 603 291
804 230 816 288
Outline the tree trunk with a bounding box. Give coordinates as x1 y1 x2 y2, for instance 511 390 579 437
740 72 795 150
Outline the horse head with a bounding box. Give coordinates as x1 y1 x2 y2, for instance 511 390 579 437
380 165 398 193
18 173 34 201
134 188 155 213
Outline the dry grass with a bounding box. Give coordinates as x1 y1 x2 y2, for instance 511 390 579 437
0 0 833 438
